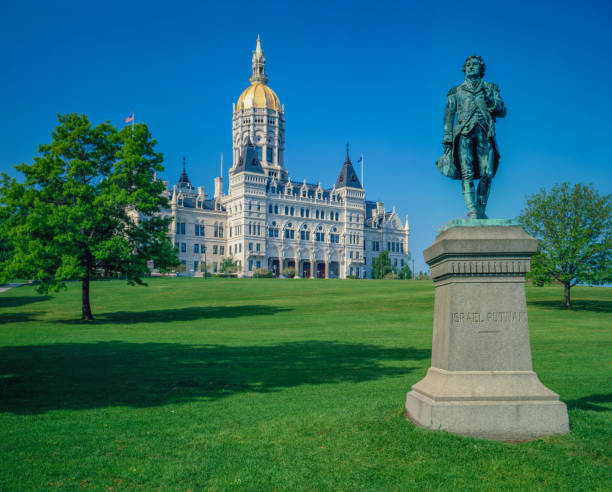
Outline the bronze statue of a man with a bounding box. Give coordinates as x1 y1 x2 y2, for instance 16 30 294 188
437 55 506 219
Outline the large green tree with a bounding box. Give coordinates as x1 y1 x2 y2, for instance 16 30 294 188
371 250 394 279
520 182 612 309
0 113 178 320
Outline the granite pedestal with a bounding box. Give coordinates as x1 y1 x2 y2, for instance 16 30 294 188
405 222 569 441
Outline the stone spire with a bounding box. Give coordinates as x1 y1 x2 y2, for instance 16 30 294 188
250 35 268 85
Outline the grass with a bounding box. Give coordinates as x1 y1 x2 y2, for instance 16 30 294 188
0 278 610 491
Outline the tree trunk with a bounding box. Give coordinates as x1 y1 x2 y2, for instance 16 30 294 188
563 282 571 310
82 252 93 320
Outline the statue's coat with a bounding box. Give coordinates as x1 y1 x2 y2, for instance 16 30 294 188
436 81 506 180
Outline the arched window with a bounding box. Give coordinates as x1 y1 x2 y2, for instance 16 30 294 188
214 222 219 238
284 224 295 239
219 224 224 238
285 206 289 215
269 221 279 238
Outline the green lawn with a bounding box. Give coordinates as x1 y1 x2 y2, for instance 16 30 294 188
0 278 610 491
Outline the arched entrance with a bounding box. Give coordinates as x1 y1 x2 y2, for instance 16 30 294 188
316 262 326 279
329 261 340 278
301 261 311 278
284 259 296 278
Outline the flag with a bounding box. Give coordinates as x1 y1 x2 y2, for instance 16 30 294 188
125 112 134 123
357 156 362 164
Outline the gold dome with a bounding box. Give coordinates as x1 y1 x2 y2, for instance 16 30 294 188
236 83 281 112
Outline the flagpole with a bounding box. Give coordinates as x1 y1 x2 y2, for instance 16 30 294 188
220 152 223 177
361 152 364 187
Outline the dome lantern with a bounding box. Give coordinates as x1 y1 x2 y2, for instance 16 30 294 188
250 35 268 85
236 37 281 112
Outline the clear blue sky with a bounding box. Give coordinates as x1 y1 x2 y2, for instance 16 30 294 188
2 0 611 273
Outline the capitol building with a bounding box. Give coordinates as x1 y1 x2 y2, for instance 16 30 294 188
160 38 410 278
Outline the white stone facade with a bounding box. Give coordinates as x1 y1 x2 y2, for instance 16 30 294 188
160 38 410 278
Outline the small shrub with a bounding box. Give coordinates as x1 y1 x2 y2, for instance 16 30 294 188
283 267 296 278
253 268 274 278
220 258 239 274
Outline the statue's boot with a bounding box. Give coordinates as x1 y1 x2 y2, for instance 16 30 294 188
476 178 492 219
462 181 478 219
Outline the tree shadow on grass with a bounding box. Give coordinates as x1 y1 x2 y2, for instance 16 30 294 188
0 296 52 309
528 299 612 313
566 393 612 412
0 312 42 324
0 294 51 324
55 305 293 325
0 341 429 414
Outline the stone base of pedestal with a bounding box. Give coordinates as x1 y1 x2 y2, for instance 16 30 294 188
405 368 569 440
406 224 570 441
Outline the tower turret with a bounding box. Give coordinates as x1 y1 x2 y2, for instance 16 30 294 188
178 157 194 190
335 144 363 189
232 37 286 181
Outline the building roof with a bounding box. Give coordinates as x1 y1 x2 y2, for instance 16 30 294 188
335 146 362 189
233 137 265 174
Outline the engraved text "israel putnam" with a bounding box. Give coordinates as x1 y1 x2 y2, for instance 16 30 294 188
452 312 527 323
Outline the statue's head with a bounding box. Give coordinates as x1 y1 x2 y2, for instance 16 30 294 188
462 55 485 78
